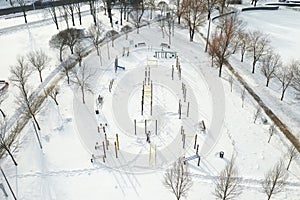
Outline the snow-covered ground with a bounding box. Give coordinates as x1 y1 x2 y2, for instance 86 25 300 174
0 2 299 200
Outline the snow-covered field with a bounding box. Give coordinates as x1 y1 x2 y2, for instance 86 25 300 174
0 1 299 200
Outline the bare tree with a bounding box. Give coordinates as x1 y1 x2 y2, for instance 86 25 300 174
48 2 59 30
71 63 95 104
60 5 70 29
104 0 114 27
145 0 156 20
120 25 132 40
241 88 246 108
0 91 7 118
205 0 218 52
16 0 28 23
61 59 75 84
181 0 206 42
106 30 118 47
44 84 60 106
67 4 76 27
174 0 184 24
276 62 295 101
286 145 299 170
159 17 166 38
291 61 300 98
262 159 288 200
213 156 242 200
65 28 83 55
268 124 275 143
89 0 97 26
27 49 50 83
87 22 105 65
10 57 42 130
74 41 85 67
217 0 227 14
49 30 68 62
238 31 250 62
130 1 145 34
157 1 168 17
0 119 18 166
74 3 83 25
165 12 175 45
253 106 261 123
209 15 243 77
260 50 281 87
251 0 259 7
248 30 270 74
164 157 193 200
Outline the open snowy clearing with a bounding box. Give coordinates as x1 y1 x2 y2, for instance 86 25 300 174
0 1 299 200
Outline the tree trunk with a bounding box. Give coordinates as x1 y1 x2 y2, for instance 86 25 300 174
252 60 256 73
107 4 113 28
268 134 272 143
287 157 292 170
79 59 82 67
53 9 59 30
67 73 70 84
120 9 123 26
177 15 181 24
78 8 82 25
54 98 59 106
266 78 270 87
81 87 85 104
241 52 245 62
219 64 223 77
59 46 63 62
280 89 286 101
39 71 43 82
23 10 27 23
32 115 41 130
205 18 211 52
4 146 18 166
189 28 194 42
0 108 6 118
71 9 75 26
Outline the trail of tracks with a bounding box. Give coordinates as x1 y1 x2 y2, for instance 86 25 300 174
5 166 299 191
225 62 300 153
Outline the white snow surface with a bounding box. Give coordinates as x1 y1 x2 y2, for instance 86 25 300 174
0 2 299 200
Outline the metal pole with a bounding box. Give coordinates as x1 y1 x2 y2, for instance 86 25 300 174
182 133 185 149
155 120 158 135
178 100 181 119
172 65 174 80
105 134 108 150
187 102 190 117
102 141 106 158
145 120 147 135
116 134 119 150
194 134 197 149
134 119 136 135
114 142 118 158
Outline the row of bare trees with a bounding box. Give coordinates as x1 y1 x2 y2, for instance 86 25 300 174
207 12 300 101
163 147 298 200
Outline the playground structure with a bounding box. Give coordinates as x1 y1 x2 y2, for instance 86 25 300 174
74 45 212 172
